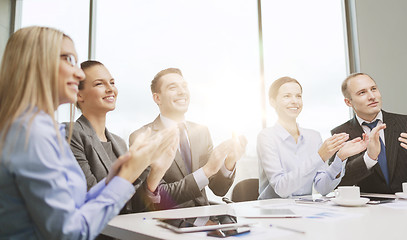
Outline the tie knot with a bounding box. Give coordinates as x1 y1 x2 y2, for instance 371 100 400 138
178 123 187 131
362 119 379 130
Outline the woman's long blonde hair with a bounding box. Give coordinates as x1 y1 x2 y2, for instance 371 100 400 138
0 26 74 154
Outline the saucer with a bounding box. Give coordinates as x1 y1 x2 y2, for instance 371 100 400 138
331 197 370 207
395 192 407 199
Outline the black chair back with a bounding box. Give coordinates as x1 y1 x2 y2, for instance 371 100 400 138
231 178 259 202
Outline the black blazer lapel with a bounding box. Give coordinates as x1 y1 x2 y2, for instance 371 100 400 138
77 115 113 171
105 128 126 158
349 116 364 138
383 112 399 183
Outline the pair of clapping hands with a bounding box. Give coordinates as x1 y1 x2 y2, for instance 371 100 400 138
106 126 247 187
319 123 405 162
318 130 373 163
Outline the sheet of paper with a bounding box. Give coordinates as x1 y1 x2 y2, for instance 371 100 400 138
380 200 407 209
256 202 363 221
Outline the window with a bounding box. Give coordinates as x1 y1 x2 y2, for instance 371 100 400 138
261 0 349 139
95 0 261 159
18 0 349 197
20 0 90 121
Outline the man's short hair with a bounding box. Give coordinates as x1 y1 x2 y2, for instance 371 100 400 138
151 68 183 93
341 73 375 99
268 76 302 101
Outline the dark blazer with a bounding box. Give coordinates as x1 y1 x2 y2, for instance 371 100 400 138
68 115 150 213
129 116 235 210
331 110 407 193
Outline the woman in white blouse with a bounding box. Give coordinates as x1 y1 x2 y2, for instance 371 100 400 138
257 77 367 199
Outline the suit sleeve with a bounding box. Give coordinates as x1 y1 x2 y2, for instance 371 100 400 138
153 174 203 209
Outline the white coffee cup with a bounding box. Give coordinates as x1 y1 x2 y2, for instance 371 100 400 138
403 182 407 193
334 186 360 200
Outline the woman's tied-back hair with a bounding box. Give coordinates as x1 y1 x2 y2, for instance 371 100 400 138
0 26 70 154
268 76 302 102
76 60 105 110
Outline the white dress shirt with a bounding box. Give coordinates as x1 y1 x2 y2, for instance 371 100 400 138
257 122 346 199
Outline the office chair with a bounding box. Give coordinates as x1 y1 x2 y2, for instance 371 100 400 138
230 178 259 202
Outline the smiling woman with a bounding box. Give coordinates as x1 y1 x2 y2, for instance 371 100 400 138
0 26 133 240
69 61 150 222
77 61 118 123
257 77 368 199
0 26 178 239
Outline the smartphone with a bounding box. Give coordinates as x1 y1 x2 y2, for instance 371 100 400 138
295 197 328 203
207 227 251 238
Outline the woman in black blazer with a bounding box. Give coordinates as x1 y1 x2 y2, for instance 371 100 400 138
69 61 178 216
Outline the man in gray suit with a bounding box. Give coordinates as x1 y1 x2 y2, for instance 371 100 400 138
331 73 407 193
129 68 247 210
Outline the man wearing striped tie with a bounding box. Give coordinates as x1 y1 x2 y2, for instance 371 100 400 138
129 68 247 210
331 73 407 194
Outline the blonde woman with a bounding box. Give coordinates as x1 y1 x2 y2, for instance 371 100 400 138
257 77 368 199
0 26 177 239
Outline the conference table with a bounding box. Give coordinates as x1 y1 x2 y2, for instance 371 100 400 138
102 195 407 240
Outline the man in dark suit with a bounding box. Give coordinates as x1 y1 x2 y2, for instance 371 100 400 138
331 73 407 193
129 68 247 210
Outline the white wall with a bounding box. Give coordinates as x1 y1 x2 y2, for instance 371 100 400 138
352 0 407 114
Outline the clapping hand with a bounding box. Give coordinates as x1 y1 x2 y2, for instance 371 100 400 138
318 133 349 161
202 140 234 178
109 127 179 185
399 132 407 150
337 134 368 161
107 128 157 184
203 134 247 178
224 134 248 171
366 124 386 160
146 127 179 192
150 126 179 172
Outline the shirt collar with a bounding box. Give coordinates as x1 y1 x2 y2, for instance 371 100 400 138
274 122 304 142
355 110 383 126
160 114 186 128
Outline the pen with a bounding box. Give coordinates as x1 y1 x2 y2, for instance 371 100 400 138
270 224 306 234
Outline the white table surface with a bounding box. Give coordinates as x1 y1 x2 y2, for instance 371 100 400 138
102 196 407 240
